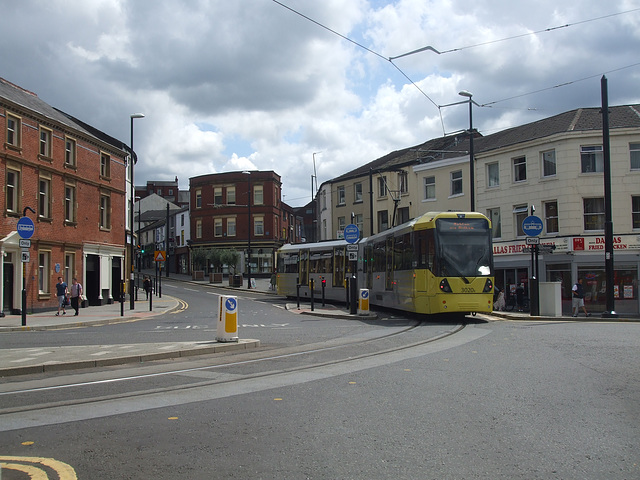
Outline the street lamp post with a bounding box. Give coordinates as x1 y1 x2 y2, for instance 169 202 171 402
243 171 252 289
129 113 144 310
458 90 475 211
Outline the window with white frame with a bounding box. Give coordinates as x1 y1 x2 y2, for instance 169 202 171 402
544 200 559 234
338 216 346 233
99 193 111 229
196 219 202 238
513 204 528 236
583 198 605 231
65 184 76 223
487 208 501 239
227 217 236 237
450 170 463 196
337 186 345 205
253 185 263 205
354 183 363 203
214 187 223 205
5 168 20 214
633 196 640 229
214 218 223 237
38 250 51 294
513 156 527 182
630 143 640 171
424 176 435 200
6 113 21 147
39 127 53 158
65 137 77 167
254 216 264 236
399 171 408 194
378 176 387 197
378 210 389 231
39 177 51 219
542 150 556 177
227 186 236 205
64 253 75 286
487 162 499 187
355 213 363 233
100 152 111 178
195 189 202 208
321 190 327 211
580 146 603 173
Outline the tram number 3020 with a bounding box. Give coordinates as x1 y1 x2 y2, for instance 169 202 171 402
460 287 476 293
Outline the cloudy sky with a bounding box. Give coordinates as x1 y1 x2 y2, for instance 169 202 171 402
2 1 639 207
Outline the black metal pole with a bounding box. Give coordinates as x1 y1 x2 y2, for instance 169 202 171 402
369 168 374 236
310 278 314 312
247 173 252 289
601 75 617 317
468 98 475 212
166 203 170 278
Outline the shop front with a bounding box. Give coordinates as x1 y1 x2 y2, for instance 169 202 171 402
493 235 639 316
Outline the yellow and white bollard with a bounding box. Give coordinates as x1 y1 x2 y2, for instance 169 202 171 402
217 295 239 342
358 289 370 315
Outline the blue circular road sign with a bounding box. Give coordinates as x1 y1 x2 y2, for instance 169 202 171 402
522 215 544 237
225 297 237 311
17 216 35 239
344 224 360 244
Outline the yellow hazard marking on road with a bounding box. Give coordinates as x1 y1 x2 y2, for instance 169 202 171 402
22 441 35 446
274 398 283 401
168 416 178 420
170 299 189 314
0 456 77 479
348 381 357 384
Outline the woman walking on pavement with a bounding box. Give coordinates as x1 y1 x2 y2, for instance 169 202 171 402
55 276 68 316
70 277 83 316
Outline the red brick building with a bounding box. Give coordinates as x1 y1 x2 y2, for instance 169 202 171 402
189 170 290 276
1 78 128 313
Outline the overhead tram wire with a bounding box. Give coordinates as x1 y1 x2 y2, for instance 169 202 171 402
389 7 640 58
271 0 439 109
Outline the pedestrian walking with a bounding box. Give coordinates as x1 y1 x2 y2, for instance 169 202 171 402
55 276 68 316
70 277 83 316
143 275 152 300
572 278 590 317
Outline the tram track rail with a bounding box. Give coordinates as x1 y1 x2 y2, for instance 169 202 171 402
0 320 466 417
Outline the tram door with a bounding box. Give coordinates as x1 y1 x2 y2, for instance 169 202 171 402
365 244 373 290
299 250 309 286
385 237 393 291
333 247 345 287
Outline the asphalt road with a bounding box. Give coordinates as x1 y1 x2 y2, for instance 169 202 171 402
1 287 639 479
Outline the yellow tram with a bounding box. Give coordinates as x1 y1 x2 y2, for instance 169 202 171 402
276 212 494 315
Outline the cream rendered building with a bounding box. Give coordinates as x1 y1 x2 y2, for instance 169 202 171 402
316 105 640 315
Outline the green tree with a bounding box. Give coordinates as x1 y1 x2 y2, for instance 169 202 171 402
191 248 208 271
220 249 240 274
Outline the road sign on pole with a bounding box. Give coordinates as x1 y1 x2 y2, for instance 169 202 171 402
344 224 360 244
522 216 543 237
17 216 35 239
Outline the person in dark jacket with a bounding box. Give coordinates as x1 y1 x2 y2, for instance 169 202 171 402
572 278 590 317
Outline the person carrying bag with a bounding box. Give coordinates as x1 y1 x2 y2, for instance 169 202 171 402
70 277 83 316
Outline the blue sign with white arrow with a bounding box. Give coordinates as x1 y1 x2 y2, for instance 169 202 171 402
522 215 543 237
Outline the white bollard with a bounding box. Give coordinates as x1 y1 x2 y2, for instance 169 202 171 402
358 289 370 315
217 295 239 342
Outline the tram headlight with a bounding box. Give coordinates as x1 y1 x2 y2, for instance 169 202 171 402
439 278 452 293
483 279 493 293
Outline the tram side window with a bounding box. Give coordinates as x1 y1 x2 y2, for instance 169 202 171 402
278 253 299 273
310 250 332 273
393 233 413 270
373 241 385 272
333 248 345 286
414 230 435 271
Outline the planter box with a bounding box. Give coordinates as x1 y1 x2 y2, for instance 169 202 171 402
229 274 243 287
192 271 205 281
210 272 223 283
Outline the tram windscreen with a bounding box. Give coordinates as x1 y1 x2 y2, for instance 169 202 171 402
435 218 493 277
